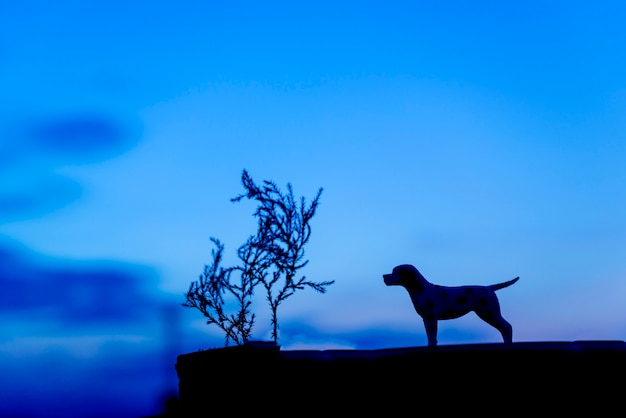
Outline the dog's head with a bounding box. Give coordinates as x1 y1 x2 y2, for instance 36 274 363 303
383 264 424 287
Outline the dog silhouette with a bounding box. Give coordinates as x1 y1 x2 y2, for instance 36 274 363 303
383 264 519 346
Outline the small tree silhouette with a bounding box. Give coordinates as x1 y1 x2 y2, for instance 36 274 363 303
183 169 334 346
182 237 261 346
231 169 335 344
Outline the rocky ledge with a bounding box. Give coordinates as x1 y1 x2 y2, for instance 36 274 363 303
175 340 626 415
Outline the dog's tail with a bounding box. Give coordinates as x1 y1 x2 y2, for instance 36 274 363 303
489 276 519 291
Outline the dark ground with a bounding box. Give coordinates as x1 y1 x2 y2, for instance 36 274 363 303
167 340 626 416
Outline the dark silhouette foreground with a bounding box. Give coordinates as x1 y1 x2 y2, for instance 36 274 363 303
174 340 625 416
384 264 518 346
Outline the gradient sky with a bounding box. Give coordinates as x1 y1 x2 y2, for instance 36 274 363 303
2 1 626 416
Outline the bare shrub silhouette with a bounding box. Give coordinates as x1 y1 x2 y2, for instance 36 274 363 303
232 169 335 343
183 236 264 346
183 169 334 346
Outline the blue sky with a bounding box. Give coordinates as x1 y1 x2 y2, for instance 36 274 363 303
2 1 626 416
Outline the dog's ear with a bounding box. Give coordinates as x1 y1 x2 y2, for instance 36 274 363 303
403 264 418 275
397 265 426 292
410 266 428 282
395 264 415 272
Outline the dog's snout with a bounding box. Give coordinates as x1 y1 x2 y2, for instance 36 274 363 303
383 273 395 286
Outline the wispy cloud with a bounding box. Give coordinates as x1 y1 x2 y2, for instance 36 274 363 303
25 114 137 162
0 112 140 223
0 237 182 417
0 238 159 327
0 174 81 221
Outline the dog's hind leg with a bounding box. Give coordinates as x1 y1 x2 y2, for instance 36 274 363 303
493 317 513 343
476 311 513 343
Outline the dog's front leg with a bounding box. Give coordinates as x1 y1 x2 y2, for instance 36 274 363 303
423 318 438 347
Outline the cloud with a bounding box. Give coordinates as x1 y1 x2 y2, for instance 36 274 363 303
26 113 138 162
0 174 81 221
0 237 180 417
0 112 140 222
0 238 160 327
0 335 171 418
279 316 504 350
